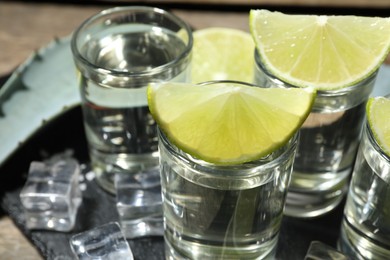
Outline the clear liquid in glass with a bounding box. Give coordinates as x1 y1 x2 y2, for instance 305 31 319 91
339 127 390 260
160 133 295 259
79 25 189 192
254 51 376 217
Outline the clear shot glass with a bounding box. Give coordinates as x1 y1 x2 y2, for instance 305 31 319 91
338 109 390 259
158 83 298 259
71 6 193 193
254 51 377 218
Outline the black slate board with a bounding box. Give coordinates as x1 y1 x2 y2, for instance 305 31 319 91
0 103 346 260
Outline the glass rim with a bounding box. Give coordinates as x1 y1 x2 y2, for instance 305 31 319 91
254 50 378 95
158 127 298 177
197 79 258 88
70 6 193 77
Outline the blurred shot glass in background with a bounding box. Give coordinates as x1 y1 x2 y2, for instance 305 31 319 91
254 52 377 218
339 96 390 259
70 6 193 194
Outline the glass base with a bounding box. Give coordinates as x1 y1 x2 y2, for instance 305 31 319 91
95 170 117 193
284 182 347 218
338 219 390 260
164 231 277 260
284 168 349 218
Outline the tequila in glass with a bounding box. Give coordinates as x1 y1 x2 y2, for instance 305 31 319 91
71 6 193 193
159 129 298 259
339 121 390 259
254 51 377 218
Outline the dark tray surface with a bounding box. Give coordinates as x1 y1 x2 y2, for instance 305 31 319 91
0 103 345 260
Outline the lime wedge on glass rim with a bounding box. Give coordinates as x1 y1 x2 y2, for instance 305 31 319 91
250 9 390 90
191 27 255 83
147 82 316 165
367 96 390 158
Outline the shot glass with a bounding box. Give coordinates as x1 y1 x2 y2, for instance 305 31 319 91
158 119 298 258
338 114 390 259
71 6 193 193
254 51 377 218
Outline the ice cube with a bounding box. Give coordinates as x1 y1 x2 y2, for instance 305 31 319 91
20 158 82 231
115 168 163 238
305 241 350 260
70 222 133 260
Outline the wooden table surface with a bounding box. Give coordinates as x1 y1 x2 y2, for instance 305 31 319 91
0 1 389 259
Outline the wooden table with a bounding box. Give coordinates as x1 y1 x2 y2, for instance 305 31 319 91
0 2 254 77
0 1 389 259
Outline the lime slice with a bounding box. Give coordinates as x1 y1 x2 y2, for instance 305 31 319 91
250 9 390 90
367 96 390 157
148 82 315 165
192 27 255 83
